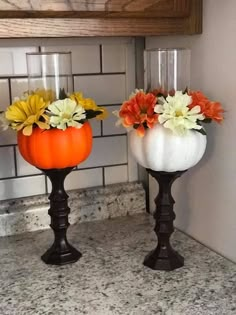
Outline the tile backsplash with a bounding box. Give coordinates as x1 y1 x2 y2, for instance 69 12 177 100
0 38 138 201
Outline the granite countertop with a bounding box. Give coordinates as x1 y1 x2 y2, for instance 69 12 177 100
0 213 235 315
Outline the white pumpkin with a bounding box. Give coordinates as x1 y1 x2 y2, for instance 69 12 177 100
130 124 207 172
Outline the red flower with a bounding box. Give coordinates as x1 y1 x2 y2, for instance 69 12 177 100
188 91 224 123
119 91 158 136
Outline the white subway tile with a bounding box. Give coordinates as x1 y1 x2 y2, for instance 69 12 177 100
90 119 101 137
11 77 68 98
102 105 125 135
16 147 41 176
0 147 15 178
127 133 139 182
0 52 14 75
0 129 17 146
10 78 28 100
79 136 127 169
0 80 17 145
74 74 126 105
47 168 103 192
125 42 136 98
0 79 10 109
0 175 46 201
102 45 126 73
13 47 38 75
42 45 100 74
104 165 128 185
0 47 38 76
11 77 52 100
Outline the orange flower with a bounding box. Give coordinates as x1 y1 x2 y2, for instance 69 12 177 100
188 91 209 111
188 91 224 123
119 91 158 136
203 102 224 123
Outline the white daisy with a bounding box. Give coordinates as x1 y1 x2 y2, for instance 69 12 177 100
154 91 204 135
48 98 86 130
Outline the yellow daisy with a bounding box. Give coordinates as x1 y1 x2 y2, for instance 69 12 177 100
69 92 108 120
5 94 50 136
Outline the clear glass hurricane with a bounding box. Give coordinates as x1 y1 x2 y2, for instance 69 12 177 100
144 48 191 93
26 52 73 99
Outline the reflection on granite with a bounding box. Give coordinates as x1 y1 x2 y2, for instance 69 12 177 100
0 182 145 236
0 213 235 315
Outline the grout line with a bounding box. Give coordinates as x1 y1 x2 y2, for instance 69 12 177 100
99 44 103 73
93 133 126 139
45 175 48 194
0 72 125 81
101 120 104 136
77 163 128 171
0 172 43 181
94 103 122 107
0 134 126 149
5 75 27 80
102 167 105 186
8 77 12 103
73 72 125 77
99 120 102 136
0 144 17 148
0 163 128 181
13 145 18 177
95 103 122 108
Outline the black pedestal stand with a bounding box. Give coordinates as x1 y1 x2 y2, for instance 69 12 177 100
144 169 187 271
40 167 81 265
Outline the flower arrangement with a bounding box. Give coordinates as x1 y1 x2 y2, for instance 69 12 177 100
2 88 108 136
115 88 224 137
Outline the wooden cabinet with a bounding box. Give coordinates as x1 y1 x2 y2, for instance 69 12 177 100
0 0 202 37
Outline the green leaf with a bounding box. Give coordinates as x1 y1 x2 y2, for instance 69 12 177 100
143 122 148 129
133 124 140 130
195 128 207 136
85 109 103 120
157 92 166 98
77 119 86 124
202 118 212 123
59 88 68 100
183 86 189 94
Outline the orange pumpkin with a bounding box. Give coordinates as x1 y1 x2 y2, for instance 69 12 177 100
17 122 93 169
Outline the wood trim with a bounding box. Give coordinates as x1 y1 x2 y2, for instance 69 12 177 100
0 0 202 37
0 10 189 18
185 0 202 34
0 0 190 18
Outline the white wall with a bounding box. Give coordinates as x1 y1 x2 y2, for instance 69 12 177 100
147 0 236 262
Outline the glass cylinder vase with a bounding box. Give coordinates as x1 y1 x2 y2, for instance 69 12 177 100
144 48 191 93
26 52 73 99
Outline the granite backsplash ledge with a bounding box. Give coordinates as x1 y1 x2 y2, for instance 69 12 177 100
0 182 146 237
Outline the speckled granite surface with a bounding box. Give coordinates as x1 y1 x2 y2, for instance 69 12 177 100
0 213 235 315
0 182 146 236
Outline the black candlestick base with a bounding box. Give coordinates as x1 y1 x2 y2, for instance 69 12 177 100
40 167 82 265
144 169 187 271
41 242 81 265
143 246 184 271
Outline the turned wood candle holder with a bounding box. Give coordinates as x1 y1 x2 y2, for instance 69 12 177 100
144 169 187 271
40 167 81 265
